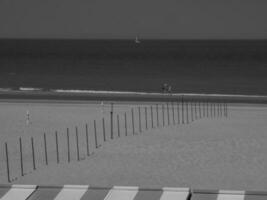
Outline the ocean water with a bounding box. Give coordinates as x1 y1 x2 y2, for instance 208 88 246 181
0 39 267 95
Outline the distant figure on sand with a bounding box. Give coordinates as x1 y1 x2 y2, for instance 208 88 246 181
101 101 104 114
26 110 30 125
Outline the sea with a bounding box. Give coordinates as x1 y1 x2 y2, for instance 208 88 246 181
0 39 267 95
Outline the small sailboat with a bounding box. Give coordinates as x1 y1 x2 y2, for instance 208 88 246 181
135 36 141 44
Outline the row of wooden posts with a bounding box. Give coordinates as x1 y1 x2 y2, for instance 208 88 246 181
4 99 228 182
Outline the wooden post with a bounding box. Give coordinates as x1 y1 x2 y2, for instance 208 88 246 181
5 142 11 182
31 137 36 170
131 108 135 135
217 102 220 118
44 133 48 165
220 102 223 117
110 103 114 139
226 102 228 118
199 101 201 119
156 104 159 127
19 137 24 176
167 102 170 126
218 100 221 118
195 101 197 120
191 101 194 122
94 120 98 148
76 126 80 161
206 100 209 118
102 118 106 142
210 101 213 118
67 128 70 162
211 102 213 118
177 101 180 124
86 124 90 156
162 104 165 126
186 99 189 124
181 96 184 124
55 131 59 164
117 115 120 137
145 107 148 130
151 105 154 128
214 103 216 118
172 102 175 125
224 101 226 117
220 102 222 117
202 101 206 117
124 112 127 136
138 107 142 132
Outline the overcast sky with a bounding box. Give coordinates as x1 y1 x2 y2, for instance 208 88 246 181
0 0 267 39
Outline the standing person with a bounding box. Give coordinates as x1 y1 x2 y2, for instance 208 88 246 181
168 85 172 94
101 101 104 114
26 110 30 125
162 83 168 93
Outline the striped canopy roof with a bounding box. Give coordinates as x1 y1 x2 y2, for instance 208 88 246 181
0 185 267 200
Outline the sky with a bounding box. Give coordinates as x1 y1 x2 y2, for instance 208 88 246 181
0 0 267 39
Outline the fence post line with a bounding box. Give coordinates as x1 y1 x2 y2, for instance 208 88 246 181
124 112 127 136
5 142 11 182
44 133 48 165
85 124 90 156
76 126 80 161
138 107 142 133
172 102 175 125
117 115 120 137
156 104 159 127
151 105 154 128
67 128 70 162
167 102 170 126
94 120 98 148
131 108 135 135
55 131 59 164
102 118 106 142
19 137 24 176
31 137 36 170
110 103 114 140
177 101 180 124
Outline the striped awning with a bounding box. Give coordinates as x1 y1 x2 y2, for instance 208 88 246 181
0 185 266 200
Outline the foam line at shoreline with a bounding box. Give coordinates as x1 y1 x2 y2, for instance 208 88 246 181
1 87 267 104
16 87 267 98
